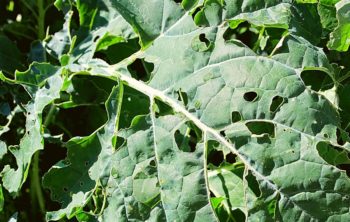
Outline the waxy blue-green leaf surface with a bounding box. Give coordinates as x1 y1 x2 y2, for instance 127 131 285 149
1 0 350 221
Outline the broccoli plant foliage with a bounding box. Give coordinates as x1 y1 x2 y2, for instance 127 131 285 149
1 0 350 221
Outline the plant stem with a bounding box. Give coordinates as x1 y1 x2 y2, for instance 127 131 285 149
37 0 45 40
31 151 46 213
30 105 55 215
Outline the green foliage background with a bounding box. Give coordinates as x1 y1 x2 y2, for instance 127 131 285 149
0 0 350 221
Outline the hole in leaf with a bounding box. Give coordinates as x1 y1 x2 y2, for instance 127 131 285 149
300 70 333 91
173 0 182 3
113 136 126 150
261 27 286 55
223 27 236 41
231 111 242 123
199 34 210 46
79 181 84 186
95 38 140 64
245 170 261 197
227 21 259 49
246 121 275 138
339 164 350 177
337 128 347 145
63 187 68 192
153 99 174 118
191 7 202 20
225 153 236 164
231 209 246 221
174 122 201 152
243 91 258 102
176 89 188 106
270 96 285 112
150 159 156 167
317 141 350 176
191 33 212 52
84 161 89 166
220 130 226 137
93 35 100 42
44 82 50 89
208 150 224 167
127 58 154 82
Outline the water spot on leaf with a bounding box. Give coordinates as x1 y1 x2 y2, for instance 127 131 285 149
243 91 258 102
231 111 242 123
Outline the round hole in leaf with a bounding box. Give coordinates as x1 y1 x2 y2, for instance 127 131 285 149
243 91 258 102
149 159 156 167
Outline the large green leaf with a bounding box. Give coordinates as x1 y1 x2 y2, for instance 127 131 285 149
39 1 350 221
0 0 344 220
